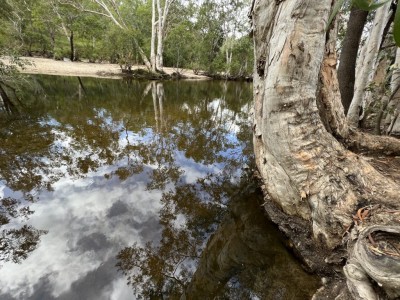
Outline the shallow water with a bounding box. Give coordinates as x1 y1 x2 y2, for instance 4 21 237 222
0 76 319 299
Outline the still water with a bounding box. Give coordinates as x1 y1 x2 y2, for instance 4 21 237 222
0 76 319 299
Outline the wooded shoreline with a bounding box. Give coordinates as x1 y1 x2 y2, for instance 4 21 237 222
1 56 213 80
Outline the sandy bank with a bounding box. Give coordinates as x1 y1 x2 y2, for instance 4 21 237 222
1 57 211 80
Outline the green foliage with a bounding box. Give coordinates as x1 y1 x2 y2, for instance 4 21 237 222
326 0 346 30
164 21 196 70
352 0 391 10
327 0 400 48
327 0 392 30
0 0 253 77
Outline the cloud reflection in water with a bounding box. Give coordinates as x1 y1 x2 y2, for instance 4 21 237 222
0 78 316 300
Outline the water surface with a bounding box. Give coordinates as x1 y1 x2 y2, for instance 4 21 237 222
0 76 319 299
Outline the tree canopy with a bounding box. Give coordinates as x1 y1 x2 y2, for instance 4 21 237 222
0 0 253 78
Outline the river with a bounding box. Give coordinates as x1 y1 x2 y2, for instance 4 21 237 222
0 76 319 299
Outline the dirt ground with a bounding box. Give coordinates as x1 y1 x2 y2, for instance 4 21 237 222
2 57 211 80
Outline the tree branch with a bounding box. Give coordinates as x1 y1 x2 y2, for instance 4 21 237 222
346 129 400 155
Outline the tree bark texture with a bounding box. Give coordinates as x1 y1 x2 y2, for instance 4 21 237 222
347 2 391 127
251 1 400 299
150 0 157 72
337 7 368 114
386 48 400 134
155 0 173 71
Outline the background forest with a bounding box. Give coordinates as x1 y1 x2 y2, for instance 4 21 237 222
1 0 400 134
0 0 253 78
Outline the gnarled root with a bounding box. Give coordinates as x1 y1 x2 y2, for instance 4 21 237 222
345 225 400 299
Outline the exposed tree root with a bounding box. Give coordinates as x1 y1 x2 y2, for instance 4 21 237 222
345 225 400 300
319 28 400 157
318 20 400 300
251 1 400 299
346 130 400 156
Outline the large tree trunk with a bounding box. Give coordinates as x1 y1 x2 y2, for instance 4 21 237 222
338 7 368 114
347 2 392 127
251 1 400 299
155 0 173 72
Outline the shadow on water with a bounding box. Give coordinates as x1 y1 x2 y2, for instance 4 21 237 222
0 75 319 299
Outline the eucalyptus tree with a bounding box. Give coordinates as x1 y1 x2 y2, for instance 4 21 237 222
50 0 81 61
386 48 400 134
163 2 197 71
347 1 393 126
155 0 175 71
251 0 400 299
191 0 226 73
337 6 369 114
217 0 250 75
60 0 177 71
60 0 153 69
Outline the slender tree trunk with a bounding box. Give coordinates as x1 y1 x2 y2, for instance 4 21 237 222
133 39 152 70
347 3 391 126
150 0 157 72
251 0 400 299
155 0 173 72
50 30 56 59
69 30 74 61
156 0 164 71
338 7 368 114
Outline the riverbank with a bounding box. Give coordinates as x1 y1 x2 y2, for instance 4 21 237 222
1 57 212 80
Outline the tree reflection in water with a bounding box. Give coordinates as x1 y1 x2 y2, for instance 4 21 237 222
115 82 320 299
0 197 47 264
0 116 53 265
0 76 318 298
116 177 320 299
0 77 250 269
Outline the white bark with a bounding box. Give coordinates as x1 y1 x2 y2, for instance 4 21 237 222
155 0 173 71
347 3 391 126
156 0 163 71
150 0 157 72
253 0 338 234
386 48 400 134
252 1 400 299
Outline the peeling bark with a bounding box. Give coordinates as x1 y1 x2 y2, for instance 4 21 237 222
347 3 392 127
386 48 400 135
251 0 400 299
155 0 173 71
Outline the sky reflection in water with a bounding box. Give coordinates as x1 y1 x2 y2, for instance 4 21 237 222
0 77 249 299
0 77 318 299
